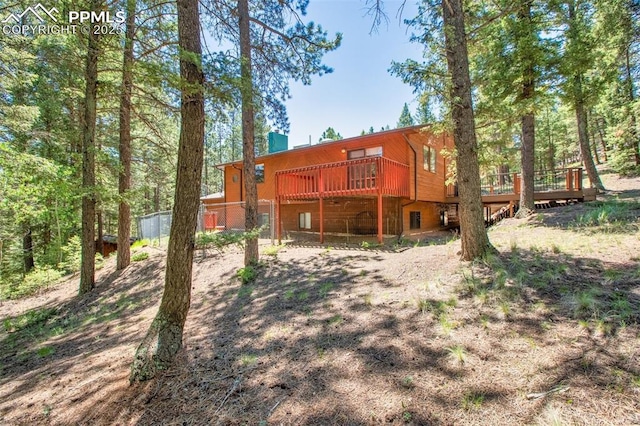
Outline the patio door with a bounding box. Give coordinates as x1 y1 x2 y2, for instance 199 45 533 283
347 147 382 190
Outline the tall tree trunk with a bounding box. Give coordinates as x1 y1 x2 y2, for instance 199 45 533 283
130 0 204 382
595 116 608 162
117 0 135 271
625 47 640 165
588 110 600 165
79 2 100 295
442 0 493 260
517 0 536 217
575 95 604 190
154 185 160 211
566 1 604 191
239 0 259 265
96 209 104 256
22 224 34 273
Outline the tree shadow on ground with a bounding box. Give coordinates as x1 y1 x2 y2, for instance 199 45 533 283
464 248 640 424
6 241 639 425
128 245 637 424
0 251 167 423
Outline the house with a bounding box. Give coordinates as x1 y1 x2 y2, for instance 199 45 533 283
203 125 593 244
205 125 455 243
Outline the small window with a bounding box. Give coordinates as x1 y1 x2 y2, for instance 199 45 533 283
365 146 382 157
299 212 311 229
423 145 436 173
348 146 383 160
410 211 421 229
256 164 265 183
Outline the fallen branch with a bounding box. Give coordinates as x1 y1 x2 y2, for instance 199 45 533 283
526 385 570 400
214 376 243 414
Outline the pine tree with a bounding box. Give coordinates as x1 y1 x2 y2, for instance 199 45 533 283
79 0 102 295
319 127 343 141
442 0 494 260
130 0 205 382
397 102 415 128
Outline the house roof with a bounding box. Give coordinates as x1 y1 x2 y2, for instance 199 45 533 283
213 124 431 169
200 192 224 200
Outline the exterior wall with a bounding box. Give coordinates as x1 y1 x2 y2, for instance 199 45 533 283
405 131 454 203
401 201 443 236
279 197 402 236
222 126 451 203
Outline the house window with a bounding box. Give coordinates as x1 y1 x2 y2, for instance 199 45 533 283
348 146 383 159
256 163 265 183
410 211 421 229
423 145 436 173
347 147 382 189
299 212 311 229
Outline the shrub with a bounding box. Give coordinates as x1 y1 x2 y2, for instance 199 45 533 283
59 235 81 273
2 267 63 299
237 265 257 284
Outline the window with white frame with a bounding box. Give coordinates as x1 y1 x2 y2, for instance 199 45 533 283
423 145 436 173
299 212 311 229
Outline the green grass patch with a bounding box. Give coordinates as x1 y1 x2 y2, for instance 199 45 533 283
239 353 258 367
262 244 284 256
131 252 149 262
36 346 54 357
237 285 254 298
318 282 334 298
1 267 63 300
573 200 640 232
327 314 343 326
3 307 58 333
461 392 485 410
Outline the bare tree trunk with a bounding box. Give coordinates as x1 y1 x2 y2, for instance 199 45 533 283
130 0 204 382
442 0 493 260
566 1 604 191
79 2 100 295
22 224 34 273
154 185 160 212
588 110 600 165
239 0 259 265
595 116 608 162
96 209 104 256
575 97 604 190
117 0 135 271
517 0 536 217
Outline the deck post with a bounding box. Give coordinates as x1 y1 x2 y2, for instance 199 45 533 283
319 169 324 244
566 168 573 191
377 193 383 244
276 174 282 244
513 173 520 194
576 168 582 190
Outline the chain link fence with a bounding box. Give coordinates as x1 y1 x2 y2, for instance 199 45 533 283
201 200 274 243
136 200 275 246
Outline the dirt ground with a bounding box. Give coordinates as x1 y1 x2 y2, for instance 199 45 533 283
1 170 639 425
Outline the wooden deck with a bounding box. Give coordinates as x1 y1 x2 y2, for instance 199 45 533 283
275 156 410 200
445 168 596 204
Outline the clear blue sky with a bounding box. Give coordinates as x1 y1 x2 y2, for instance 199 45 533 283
283 0 424 147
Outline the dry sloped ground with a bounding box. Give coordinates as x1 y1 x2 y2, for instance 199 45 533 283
1 170 639 425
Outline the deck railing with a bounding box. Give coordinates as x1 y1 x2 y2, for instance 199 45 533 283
446 168 583 197
276 156 410 200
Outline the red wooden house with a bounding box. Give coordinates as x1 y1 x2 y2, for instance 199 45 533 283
204 125 591 243
206 125 454 243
